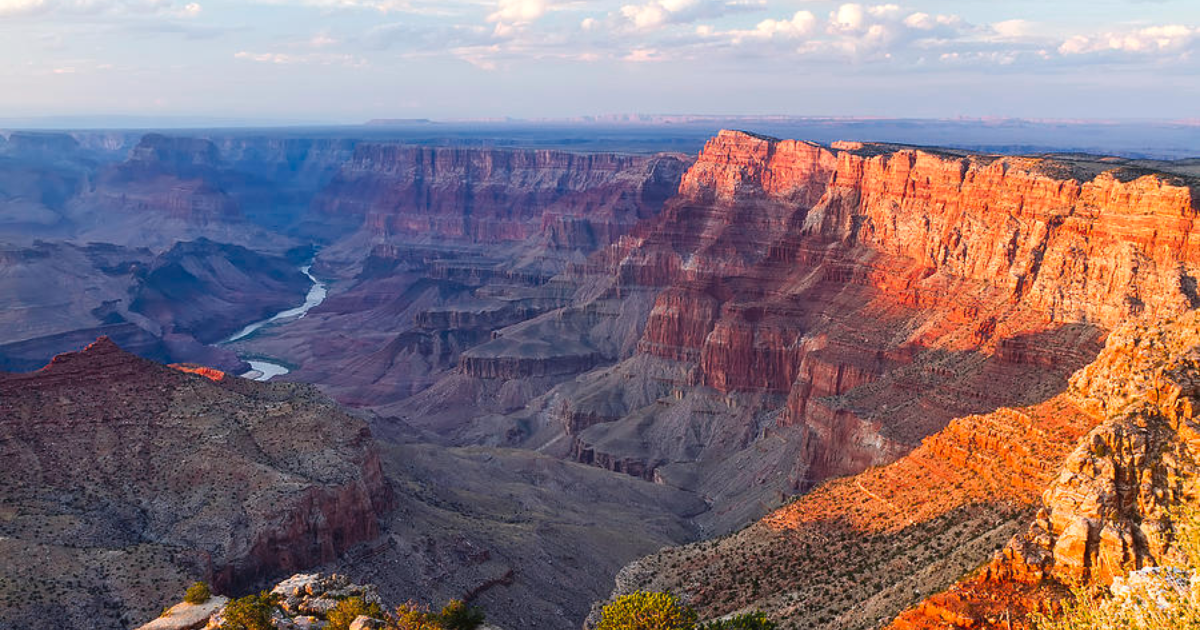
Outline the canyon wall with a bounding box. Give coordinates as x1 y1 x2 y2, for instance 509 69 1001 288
0 339 395 630
602 308 1200 630
891 311 1200 629
562 130 1198 499
314 144 689 248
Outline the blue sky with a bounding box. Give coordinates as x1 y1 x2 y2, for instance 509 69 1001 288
1 0 1198 122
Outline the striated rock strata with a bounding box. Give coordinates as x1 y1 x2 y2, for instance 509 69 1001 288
562 129 1198 508
891 311 1200 629
314 144 689 247
0 338 394 630
602 309 1200 630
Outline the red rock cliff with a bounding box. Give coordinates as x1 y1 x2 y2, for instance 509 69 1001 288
0 338 394 629
314 144 688 248
572 129 1196 500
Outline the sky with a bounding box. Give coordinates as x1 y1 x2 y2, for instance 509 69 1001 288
1 0 1199 123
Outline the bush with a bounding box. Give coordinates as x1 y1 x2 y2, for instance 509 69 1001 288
598 592 698 630
391 602 445 630
437 599 486 630
327 597 385 630
220 592 276 630
699 612 777 629
183 581 212 605
1035 506 1200 630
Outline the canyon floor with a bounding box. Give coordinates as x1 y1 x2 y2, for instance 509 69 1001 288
1 123 1199 630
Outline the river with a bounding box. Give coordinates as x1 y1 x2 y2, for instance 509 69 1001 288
221 264 328 382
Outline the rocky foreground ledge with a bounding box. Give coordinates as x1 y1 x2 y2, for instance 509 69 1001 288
139 573 505 630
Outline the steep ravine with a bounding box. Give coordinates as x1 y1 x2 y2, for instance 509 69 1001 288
220 263 329 381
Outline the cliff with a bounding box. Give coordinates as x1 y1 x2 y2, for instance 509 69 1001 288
314 144 688 248
85 134 241 224
0 338 394 630
890 311 1200 629
622 130 1199 388
566 129 1197 497
599 309 1200 630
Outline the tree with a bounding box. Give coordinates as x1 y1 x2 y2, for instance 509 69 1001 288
219 592 276 630
437 599 486 630
183 581 212 605
391 602 446 630
597 592 698 630
327 597 385 630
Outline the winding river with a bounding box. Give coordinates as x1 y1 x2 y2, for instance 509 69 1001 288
221 264 328 381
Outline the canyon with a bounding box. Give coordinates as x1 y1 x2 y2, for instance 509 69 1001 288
1 124 1199 630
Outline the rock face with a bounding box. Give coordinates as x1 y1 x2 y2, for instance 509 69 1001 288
129 238 313 344
0 338 394 630
142 573 509 630
559 129 1197 510
890 310 1200 629
0 239 311 372
599 310 1200 630
314 145 689 247
84 134 239 224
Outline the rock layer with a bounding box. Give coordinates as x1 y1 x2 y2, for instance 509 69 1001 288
0 338 394 630
891 311 1200 629
314 144 688 247
567 129 1197 499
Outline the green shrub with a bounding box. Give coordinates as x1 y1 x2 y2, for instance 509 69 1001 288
391 602 444 630
220 592 276 630
437 599 486 630
598 592 698 630
326 596 384 630
183 581 212 605
699 612 777 629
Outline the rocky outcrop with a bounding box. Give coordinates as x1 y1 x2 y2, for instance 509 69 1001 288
568 129 1196 497
314 144 688 248
86 134 240 224
141 573 510 630
129 238 313 344
0 338 394 630
599 308 1200 630
889 311 1200 629
137 597 230 630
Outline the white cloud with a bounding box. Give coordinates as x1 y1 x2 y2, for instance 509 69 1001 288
0 0 202 18
250 0 470 16
1059 24 1198 56
0 0 47 17
235 50 368 67
309 32 337 47
751 10 816 39
623 47 662 62
611 0 754 33
991 19 1034 39
488 0 547 23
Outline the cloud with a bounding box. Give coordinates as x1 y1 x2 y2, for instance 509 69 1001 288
1059 24 1198 56
0 0 202 18
623 47 663 62
234 50 368 67
991 19 1034 40
249 0 473 17
488 0 547 24
611 0 759 33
